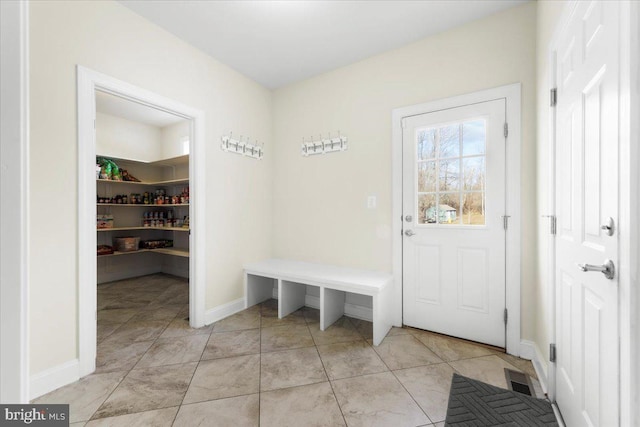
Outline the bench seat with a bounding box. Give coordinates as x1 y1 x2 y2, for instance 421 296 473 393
244 259 394 345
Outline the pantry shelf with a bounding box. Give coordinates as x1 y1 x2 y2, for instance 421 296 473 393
98 247 189 258
96 178 189 186
97 227 190 232
97 203 189 207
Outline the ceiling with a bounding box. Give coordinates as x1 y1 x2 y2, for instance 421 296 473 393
96 91 186 127
119 0 529 89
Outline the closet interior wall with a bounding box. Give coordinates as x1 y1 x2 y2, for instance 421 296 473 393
95 100 191 285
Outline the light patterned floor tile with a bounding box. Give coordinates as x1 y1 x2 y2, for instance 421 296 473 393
372 334 443 370
260 347 327 391
260 382 345 427
92 363 196 419
84 407 178 427
332 371 429 427
201 329 260 360
33 371 126 423
173 394 258 427
393 363 456 423
183 355 260 404
316 340 388 380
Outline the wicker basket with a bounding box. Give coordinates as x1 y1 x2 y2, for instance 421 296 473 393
114 237 140 252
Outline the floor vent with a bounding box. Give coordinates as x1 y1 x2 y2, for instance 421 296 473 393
504 368 533 396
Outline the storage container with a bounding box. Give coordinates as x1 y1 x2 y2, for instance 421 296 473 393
114 237 140 252
97 214 114 229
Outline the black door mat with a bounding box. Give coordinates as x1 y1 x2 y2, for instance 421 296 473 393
445 373 558 426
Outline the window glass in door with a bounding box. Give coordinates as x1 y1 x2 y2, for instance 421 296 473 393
416 120 486 226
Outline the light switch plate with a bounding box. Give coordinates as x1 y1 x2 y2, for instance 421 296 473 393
367 195 377 209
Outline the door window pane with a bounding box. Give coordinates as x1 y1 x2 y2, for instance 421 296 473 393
418 194 436 224
439 124 460 159
462 192 485 225
438 159 460 192
417 128 436 160
438 192 460 225
462 157 485 191
418 161 436 192
463 120 486 156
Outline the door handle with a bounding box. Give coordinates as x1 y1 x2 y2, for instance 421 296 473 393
404 230 416 236
578 259 615 280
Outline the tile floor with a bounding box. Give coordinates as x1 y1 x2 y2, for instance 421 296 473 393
35 273 542 426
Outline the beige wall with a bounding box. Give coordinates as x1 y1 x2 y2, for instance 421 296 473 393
272 3 537 335
535 0 567 366
160 121 191 159
29 1 273 375
96 112 162 162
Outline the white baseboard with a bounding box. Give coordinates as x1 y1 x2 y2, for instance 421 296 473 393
271 293 374 322
520 339 549 394
343 302 373 322
30 359 79 401
204 297 245 325
97 260 160 285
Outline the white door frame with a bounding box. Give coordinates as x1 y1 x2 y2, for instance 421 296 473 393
392 83 522 355
76 66 206 377
0 0 30 403
546 1 639 424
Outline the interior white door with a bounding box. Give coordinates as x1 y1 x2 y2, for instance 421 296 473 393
554 1 620 426
402 99 506 347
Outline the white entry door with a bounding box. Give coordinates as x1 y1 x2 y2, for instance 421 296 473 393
402 99 507 347
554 1 620 425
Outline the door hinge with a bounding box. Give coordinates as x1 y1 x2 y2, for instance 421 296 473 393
502 215 511 230
503 122 508 138
550 343 557 363
550 88 557 107
541 215 556 235
504 308 508 324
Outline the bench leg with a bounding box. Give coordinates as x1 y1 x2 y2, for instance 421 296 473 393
321 287 345 331
279 280 306 318
245 274 275 308
372 289 393 346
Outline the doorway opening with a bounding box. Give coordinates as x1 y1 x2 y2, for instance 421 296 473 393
77 66 206 377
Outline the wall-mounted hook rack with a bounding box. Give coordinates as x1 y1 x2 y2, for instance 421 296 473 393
301 132 347 157
221 133 263 160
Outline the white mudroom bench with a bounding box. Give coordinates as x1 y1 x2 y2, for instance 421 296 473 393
244 259 394 346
